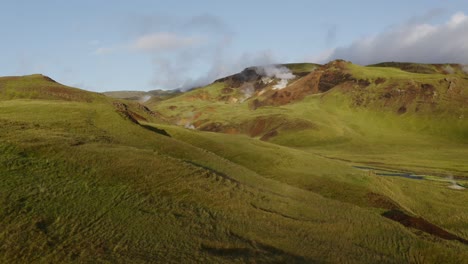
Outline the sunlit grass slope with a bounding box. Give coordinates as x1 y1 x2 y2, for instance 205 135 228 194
145 61 468 262
1 73 467 263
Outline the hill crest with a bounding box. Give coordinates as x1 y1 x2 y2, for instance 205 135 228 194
0 74 99 102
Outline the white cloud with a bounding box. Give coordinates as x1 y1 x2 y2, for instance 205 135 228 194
92 14 281 90
131 32 203 52
447 12 467 27
322 12 468 65
94 47 115 55
151 50 279 91
93 32 203 56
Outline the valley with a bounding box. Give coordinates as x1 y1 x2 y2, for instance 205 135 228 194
0 61 467 263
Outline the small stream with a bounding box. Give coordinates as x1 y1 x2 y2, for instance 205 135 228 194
353 166 424 180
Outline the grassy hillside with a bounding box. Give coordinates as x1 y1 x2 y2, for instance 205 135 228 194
0 74 101 102
369 62 468 75
1 71 468 263
146 61 468 261
150 61 468 144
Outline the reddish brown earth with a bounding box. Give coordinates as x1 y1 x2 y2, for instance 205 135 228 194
251 60 355 108
260 130 278 141
113 101 165 124
137 103 161 118
113 102 143 124
366 192 468 245
113 101 170 136
375 77 386 85
366 192 400 210
199 122 225 132
382 210 468 245
224 128 240 134
210 60 377 109
249 118 268 137
197 116 314 139
155 61 468 140
221 87 234 94
241 61 468 115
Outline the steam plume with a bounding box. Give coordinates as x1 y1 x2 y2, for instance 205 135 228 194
139 95 152 103
254 65 295 90
241 84 254 102
447 175 466 190
462 65 468 74
443 65 455 74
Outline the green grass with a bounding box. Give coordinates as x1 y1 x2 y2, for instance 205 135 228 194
369 62 468 76
0 74 101 102
146 61 468 260
348 63 446 80
1 73 468 263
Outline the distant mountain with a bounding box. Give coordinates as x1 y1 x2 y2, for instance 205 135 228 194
103 89 181 103
148 60 468 143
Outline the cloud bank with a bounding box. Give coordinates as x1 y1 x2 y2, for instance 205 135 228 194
323 12 468 65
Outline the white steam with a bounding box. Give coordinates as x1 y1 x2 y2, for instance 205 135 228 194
139 95 152 103
255 65 295 80
261 77 273 84
273 79 289 90
443 65 455 74
462 65 468 74
185 123 195 129
447 175 466 190
254 65 296 90
241 84 254 102
180 111 196 129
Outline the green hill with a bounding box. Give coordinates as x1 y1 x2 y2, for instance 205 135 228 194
0 74 101 102
1 65 468 263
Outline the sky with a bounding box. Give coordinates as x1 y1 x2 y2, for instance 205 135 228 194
1 0 468 92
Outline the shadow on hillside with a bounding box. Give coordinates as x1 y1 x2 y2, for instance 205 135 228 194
140 124 171 137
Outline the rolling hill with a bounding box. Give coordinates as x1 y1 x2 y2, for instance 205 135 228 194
0 61 467 263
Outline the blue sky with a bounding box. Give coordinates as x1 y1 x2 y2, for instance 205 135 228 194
1 0 467 92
